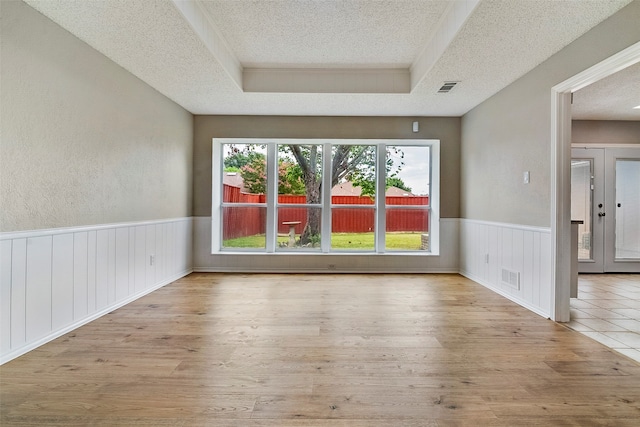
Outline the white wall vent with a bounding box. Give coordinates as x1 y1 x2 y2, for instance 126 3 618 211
501 268 520 290
437 81 459 93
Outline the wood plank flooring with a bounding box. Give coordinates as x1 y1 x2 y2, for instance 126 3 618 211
2 273 640 426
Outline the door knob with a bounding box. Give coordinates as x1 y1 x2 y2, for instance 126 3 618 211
598 212 606 217
618 203 622 207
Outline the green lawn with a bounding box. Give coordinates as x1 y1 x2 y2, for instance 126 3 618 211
223 232 425 250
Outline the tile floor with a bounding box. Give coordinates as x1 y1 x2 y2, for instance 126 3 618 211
568 273 640 363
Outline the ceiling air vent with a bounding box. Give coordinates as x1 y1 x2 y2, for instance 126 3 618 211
438 81 459 93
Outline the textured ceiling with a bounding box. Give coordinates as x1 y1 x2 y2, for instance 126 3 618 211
23 0 636 118
573 62 640 121
199 0 450 68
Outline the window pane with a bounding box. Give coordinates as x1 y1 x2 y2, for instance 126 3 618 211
277 144 322 203
386 208 429 251
386 146 430 198
215 138 439 255
332 145 377 201
222 143 267 202
570 159 593 260
331 208 375 251
277 207 321 250
222 206 266 249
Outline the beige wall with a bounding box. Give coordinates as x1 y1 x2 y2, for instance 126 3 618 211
461 0 640 227
0 1 193 232
193 116 461 218
572 120 640 144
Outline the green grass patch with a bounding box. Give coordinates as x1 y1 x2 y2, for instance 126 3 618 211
223 232 425 250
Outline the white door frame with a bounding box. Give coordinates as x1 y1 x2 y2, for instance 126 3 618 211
550 41 640 322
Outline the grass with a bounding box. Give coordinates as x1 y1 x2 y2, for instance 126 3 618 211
223 232 425 250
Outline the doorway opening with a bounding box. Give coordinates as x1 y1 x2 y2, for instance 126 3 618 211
551 40 640 322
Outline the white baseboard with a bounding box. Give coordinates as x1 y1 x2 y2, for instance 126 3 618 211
193 267 459 274
459 270 550 319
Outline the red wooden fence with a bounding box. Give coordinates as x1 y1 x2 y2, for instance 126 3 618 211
222 184 429 240
222 186 266 239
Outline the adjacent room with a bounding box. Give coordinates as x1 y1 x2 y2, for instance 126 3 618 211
1 0 639 424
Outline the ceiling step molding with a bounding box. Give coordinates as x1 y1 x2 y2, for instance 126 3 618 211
243 68 411 94
171 0 243 90
172 0 475 95
410 0 480 91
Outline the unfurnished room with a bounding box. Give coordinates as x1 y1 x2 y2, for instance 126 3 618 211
1 0 640 425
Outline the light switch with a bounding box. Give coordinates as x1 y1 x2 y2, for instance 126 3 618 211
523 171 530 184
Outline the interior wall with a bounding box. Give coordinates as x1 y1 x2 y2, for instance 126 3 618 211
0 0 194 233
572 120 640 144
460 0 640 227
192 115 461 272
0 1 194 364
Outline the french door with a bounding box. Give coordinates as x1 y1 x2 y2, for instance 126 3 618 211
571 147 640 273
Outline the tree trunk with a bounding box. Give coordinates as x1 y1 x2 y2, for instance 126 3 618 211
300 176 321 244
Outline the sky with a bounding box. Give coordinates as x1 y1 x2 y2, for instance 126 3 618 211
388 146 431 195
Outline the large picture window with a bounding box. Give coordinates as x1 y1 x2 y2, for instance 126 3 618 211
212 139 439 255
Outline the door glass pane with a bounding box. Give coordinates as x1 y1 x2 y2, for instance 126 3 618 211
571 159 593 260
615 160 640 259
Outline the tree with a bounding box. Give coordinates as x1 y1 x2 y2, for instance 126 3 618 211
224 150 265 169
240 156 305 195
288 145 404 244
278 161 306 195
239 156 267 194
227 144 404 245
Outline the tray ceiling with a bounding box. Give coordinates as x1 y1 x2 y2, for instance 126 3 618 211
23 0 637 119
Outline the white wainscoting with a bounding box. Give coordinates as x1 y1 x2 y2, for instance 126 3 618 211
459 219 552 318
0 218 193 364
193 216 459 273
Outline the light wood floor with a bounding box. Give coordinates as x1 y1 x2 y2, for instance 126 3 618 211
2 273 640 426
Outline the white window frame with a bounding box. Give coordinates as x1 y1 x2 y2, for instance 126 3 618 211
212 138 440 255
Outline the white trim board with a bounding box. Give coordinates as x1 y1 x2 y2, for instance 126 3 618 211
193 267 459 274
572 143 640 149
0 217 193 364
0 217 193 241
